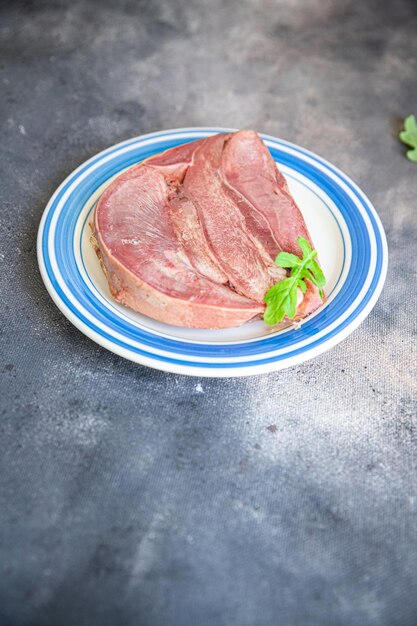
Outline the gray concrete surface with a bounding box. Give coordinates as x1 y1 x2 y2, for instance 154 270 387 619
1 1 416 624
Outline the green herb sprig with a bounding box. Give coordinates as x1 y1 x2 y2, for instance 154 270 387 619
399 115 417 162
264 237 326 325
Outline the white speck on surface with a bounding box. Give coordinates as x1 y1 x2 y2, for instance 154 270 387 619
19 125 26 135
121 238 140 245
195 383 204 393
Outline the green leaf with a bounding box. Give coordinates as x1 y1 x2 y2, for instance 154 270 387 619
399 115 417 163
309 259 326 287
406 148 417 162
264 278 297 325
274 251 301 268
263 237 326 325
305 263 326 289
285 281 298 318
297 279 307 293
297 237 314 257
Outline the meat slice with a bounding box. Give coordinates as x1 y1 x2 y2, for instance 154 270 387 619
145 139 202 170
168 195 228 284
94 164 263 329
93 130 323 329
145 139 231 285
221 130 313 256
145 138 204 185
182 134 285 303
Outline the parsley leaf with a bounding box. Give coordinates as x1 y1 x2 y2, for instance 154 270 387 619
264 237 326 325
399 115 417 162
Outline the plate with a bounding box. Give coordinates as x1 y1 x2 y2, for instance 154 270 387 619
37 127 388 377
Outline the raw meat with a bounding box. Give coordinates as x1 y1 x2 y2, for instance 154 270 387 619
181 134 283 302
221 130 313 256
93 130 322 329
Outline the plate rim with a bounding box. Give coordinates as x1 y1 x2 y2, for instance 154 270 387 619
37 127 388 377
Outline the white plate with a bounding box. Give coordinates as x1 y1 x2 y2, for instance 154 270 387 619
37 128 388 376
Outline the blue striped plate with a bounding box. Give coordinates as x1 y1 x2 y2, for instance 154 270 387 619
37 127 388 377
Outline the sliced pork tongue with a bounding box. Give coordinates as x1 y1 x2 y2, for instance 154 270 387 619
182 134 285 303
94 130 322 329
94 164 263 329
145 139 202 185
220 130 322 318
221 130 313 256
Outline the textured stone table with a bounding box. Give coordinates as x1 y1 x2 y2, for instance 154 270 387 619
1 1 416 624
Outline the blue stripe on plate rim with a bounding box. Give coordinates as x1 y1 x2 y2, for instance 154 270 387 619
37 127 388 376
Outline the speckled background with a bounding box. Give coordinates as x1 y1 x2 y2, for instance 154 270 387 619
1 1 416 625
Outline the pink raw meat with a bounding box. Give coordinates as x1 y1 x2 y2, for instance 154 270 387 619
94 163 263 329
93 131 323 329
221 130 313 256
